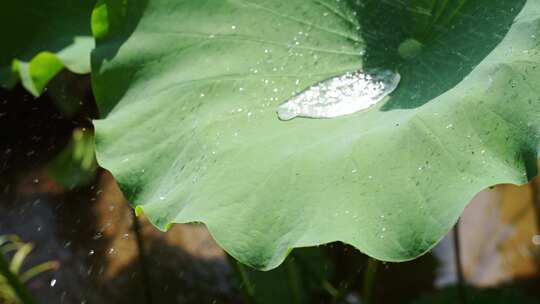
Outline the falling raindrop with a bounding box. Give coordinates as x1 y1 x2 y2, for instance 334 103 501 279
276 69 400 121
50 279 57 287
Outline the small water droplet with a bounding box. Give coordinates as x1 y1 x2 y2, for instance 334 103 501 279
50 279 57 287
277 69 400 121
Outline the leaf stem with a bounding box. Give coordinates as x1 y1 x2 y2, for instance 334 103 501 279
530 178 540 240
131 210 154 304
361 257 378 304
228 255 256 304
285 259 303 303
291 252 339 299
529 178 540 271
453 219 467 304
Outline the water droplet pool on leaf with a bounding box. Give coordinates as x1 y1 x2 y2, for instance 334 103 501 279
276 69 400 121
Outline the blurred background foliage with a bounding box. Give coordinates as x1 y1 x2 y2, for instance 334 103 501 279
0 235 58 304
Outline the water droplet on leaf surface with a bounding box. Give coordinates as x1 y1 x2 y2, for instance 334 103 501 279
276 69 400 121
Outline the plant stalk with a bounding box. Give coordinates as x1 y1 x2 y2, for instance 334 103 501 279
361 258 378 304
453 219 467 304
291 253 339 299
227 255 256 304
285 259 303 304
530 178 540 274
131 210 153 304
530 178 540 241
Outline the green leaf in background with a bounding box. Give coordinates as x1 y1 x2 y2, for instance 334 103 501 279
92 0 540 269
0 0 96 96
48 128 98 189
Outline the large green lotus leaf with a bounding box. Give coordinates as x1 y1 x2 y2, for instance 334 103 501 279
92 0 540 270
0 0 96 96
